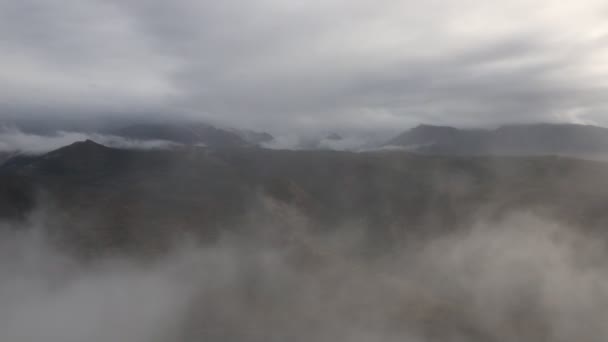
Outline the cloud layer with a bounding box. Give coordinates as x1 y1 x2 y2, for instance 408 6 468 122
0 127 178 154
1 0 608 132
2 213 608 341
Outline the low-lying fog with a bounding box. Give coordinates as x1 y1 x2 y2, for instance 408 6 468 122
1 210 607 342
0 127 178 154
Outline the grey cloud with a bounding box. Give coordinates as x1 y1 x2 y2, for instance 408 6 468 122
1 0 607 133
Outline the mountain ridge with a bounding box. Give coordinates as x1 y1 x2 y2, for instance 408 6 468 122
386 123 608 157
2 141 608 255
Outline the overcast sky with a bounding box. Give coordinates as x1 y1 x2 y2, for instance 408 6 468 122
1 0 608 134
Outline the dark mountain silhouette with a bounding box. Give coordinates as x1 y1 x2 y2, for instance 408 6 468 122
233 129 275 145
0 151 17 164
2 140 608 255
387 123 608 157
325 132 343 141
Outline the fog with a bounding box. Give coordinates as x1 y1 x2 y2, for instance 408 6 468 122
0 127 179 154
262 134 377 151
1 210 607 342
3 0 607 339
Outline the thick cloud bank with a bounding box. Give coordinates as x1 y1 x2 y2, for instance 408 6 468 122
1 0 608 132
1 213 608 341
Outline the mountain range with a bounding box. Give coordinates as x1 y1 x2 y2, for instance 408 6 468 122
386 123 608 157
2 138 608 256
7 119 608 156
2 126 608 341
95 122 608 156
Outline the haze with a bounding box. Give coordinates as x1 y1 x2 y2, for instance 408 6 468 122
2 1 608 341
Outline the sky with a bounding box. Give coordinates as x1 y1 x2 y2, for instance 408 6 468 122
1 0 608 134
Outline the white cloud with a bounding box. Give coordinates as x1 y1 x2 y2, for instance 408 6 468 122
2 213 608 341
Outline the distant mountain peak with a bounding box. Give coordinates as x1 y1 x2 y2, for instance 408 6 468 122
0 139 120 175
325 132 343 141
232 129 275 145
58 139 110 152
387 124 461 147
412 124 457 131
40 139 117 165
386 123 608 157
82 139 103 146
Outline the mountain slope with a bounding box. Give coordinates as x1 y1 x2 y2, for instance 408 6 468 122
387 123 608 157
2 141 608 255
